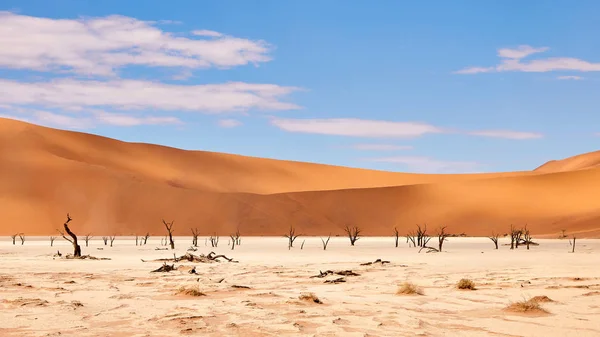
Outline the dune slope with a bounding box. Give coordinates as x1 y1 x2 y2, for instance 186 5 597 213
534 150 600 173
1 117 599 237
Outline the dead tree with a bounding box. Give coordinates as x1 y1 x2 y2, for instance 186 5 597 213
489 232 499 249
135 234 139 246
229 234 237 250
559 229 567 239
509 225 521 249
102 236 108 245
570 236 576 253
209 233 219 247
416 224 427 247
143 232 150 245
58 213 81 257
191 228 199 247
437 226 449 252
162 219 175 249
301 240 306 249
18 233 25 245
321 233 331 250
233 229 241 246
84 234 92 247
11 233 17 245
284 225 300 249
393 227 400 248
406 231 416 247
50 236 56 246
344 225 361 246
109 235 116 247
523 225 532 250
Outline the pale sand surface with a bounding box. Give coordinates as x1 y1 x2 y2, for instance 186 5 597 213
2 237 600 337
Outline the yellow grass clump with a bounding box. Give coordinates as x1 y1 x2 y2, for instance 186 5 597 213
396 282 424 295
177 285 206 297
456 278 476 290
505 297 550 314
299 292 322 304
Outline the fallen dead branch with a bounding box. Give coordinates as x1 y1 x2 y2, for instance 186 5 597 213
311 270 360 278
360 258 390 266
142 252 238 263
151 263 175 273
325 277 346 284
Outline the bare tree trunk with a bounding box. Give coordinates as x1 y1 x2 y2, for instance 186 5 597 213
393 227 399 248
60 214 81 257
321 234 331 250
163 220 175 249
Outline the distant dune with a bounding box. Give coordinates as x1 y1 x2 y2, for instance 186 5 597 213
534 150 600 173
1 117 599 237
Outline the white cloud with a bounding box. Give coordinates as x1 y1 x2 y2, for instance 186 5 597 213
192 30 223 37
455 45 600 74
218 119 242 128
270 118 443 138
368 156 481 174
497 45 548 59
0 79 300 113
351 144 413 151
0 11 271 76
467 130 543 140
557 75 583 80
0 108 182 129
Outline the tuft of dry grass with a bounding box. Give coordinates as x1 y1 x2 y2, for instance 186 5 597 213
456 278 476 290
396 282 424 295
177 285 206 297
505 297 549 314
299 292 322 304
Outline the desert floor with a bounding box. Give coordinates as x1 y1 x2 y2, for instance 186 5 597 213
1 236 600 337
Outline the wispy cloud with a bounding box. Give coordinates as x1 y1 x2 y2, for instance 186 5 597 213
368 156 481 174
270 118 443 138
0 79 300 113
455 45 600 74
0 107 182 129
0 12 272 76
557 75 584 80
218 119 242 128
271 117 541 140
467 130 543 140
351 144 413 151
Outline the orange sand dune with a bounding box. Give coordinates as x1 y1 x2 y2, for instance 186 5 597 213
1 117 599 237
534 150 600 173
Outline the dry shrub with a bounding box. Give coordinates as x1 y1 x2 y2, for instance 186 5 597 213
456 278 476 290
505 297 549 314
396 282 424 295
299 292 322 304
177 285 206 297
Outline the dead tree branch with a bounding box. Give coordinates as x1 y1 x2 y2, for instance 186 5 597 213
18 233 25 245
109 235 116 247
570 236 576 253
209 233 219 247
321 234 331 250
284 225 300 249
50 236 56 246
143 232 150 245
489 232 499 249
60 213 81 257
11 233 17 245
191 228 199 247
162 219 175 249
437 226 449 252
393 227 400 248
344 225 361 246
84 234 92 247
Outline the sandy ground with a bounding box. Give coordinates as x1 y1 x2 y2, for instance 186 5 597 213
1 236 600 337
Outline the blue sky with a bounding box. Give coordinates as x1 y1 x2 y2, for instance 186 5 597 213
1 0 599 173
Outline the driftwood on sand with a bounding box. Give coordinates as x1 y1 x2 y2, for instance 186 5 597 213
142 252 238 264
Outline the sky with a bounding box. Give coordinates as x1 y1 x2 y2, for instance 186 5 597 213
0 0 599 173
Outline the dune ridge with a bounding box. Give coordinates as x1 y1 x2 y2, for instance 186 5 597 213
1 117 599 237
